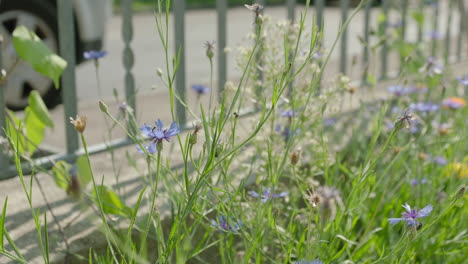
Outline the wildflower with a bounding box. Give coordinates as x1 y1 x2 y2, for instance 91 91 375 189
432 155 447 166
275 125 300 142
394 111 415 131
189 123 202 145
70 116 87 133
426 30 443 40
409 102 439 113
386 85 417 96
388 203 433 227
304 190 321 208
323 118 337 127
138 119 180 152
245 3 264 24
457 74 468 86
418 152 429 160
312 51 322 60
204 40 215 59
421 56 443 76
442 97 466 109
410 178 428 186
280 108 297 118
83 50 107 61
249 187 288 203
210 215 241 233
437 123 450 135
117 102 133 115
191 84 210 96
294 259 323 264
445 163 468 178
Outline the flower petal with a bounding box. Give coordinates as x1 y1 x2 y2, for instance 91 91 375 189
249 191 259 197
388 218 404 225
166 122 181 137
417 204 433 218
402 203 411 212
140 123 153 136
155 119 164 130
272 191 288 198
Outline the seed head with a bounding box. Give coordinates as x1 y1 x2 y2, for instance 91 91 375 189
70 116 87 133
205 40 215 59
290 148 302 165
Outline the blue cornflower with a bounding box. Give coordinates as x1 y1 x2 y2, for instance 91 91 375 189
409 102 439 113
191 84 210 96
137 119 180 153
387 85 416 96
294 259 323 264
323 118 337 127
275 125 300 142
457 74 468 86
249 187 288 203
280 109 297 117
432 155 447 166
312 51 322 60
83 50 107 60
210 215 241 233
388 203 433 227
410 178 428 186
426 30 443 40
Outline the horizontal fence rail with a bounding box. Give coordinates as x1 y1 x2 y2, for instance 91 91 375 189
0 0 467 179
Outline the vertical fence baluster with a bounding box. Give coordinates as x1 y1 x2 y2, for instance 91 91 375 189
431 0 439 57
58 0 78 154
316 0 324 29
417 0 423 43
122 0 136 127
340 0 349 74
362 0 373 85
174 0 187 125
287 0 296 22
380 0 389 80
0 37 7 174
217 0 227 101
399 0 409 73
444 0 453 63
456 0 465 62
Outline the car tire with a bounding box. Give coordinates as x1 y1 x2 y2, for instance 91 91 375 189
0 0 62 110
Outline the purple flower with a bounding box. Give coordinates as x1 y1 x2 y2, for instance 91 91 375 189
210 215 241 233
137 120 180 153
275 125 299 142
409 102 439 113
442 97 466 109
294 259 323 264
387 85 416 96
426 31 443 40
432 155 447 166
191 84 210 95
249 187 288 203
422 57 444 76
457 74 468 86
83 50 107 60
410 178 428 186
388 203 433 227
323 118 337 127
312 51 322 60
280 109 297 117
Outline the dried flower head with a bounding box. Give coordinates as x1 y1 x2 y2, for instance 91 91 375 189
70 116 87 133
290 148 302 165
245 3 263 16
205 40 215 59
304 190 320 208
394 111 415 131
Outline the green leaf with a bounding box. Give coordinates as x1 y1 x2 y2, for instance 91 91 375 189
51 161 72 190
28 91 54 128
412 11 425 27
1 197 7 250
24 107 46 155
76 156 92 187
12 26 67 88
92 185 130 217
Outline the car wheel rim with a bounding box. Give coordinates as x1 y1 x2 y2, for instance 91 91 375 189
0 10 58 108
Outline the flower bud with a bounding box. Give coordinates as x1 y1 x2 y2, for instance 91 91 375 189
99 100 108 113
189 133 197 145
290 148 302 165
156 68 163 77
455 186 466 200
70 116 87 133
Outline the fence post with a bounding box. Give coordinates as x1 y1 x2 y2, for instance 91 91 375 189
254 0 265 107
122 0 136 126
431 0 439 57
0 36 7 172
444 0 453 63
362 0 373 86
58 0 79 154
217 0 227 101
400 0 408 72
174 0 187 125
380 0 389 80
339 0 349 74
287 0 296 22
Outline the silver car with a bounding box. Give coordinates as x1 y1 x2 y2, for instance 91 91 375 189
0 0 112 109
